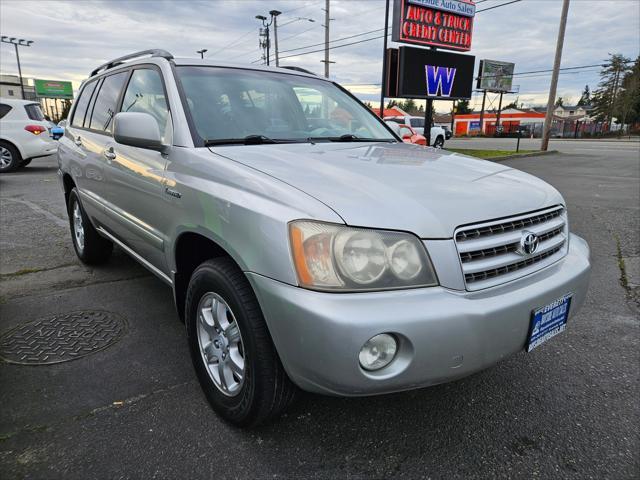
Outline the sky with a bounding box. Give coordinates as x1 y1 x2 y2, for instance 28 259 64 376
1 0 639 113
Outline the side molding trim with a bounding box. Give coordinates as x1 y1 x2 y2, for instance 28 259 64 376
96 227 173 286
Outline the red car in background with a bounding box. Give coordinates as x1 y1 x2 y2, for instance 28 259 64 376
385 121 426 146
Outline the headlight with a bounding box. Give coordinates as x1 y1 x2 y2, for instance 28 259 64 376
289 221 438 291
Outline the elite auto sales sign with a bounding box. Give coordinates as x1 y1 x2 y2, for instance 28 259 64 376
392 0 476 52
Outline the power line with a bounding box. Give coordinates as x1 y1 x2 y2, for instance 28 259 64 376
253 0 524 64
206 28 256 58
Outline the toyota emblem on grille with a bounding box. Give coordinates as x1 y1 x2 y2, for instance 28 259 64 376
519 231 539 255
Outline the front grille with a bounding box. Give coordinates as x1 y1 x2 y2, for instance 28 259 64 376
455 206 568 290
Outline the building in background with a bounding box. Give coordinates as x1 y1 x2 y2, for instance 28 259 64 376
0 74 36 100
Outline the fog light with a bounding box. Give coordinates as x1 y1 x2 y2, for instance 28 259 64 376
359 333 397 371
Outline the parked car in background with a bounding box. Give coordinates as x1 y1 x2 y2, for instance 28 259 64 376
0 98 58 172
59 50 591 426
386 121 426 145
384 115 446 148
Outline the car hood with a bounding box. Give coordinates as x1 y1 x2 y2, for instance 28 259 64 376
209 142 564 238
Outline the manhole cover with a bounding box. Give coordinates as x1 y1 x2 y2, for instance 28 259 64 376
0 310 127 365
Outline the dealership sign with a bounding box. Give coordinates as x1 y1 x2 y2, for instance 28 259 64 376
390 47 474 100
34 79 74 99
392 0 475 51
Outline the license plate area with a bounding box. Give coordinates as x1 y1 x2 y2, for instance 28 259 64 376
526 293 573 352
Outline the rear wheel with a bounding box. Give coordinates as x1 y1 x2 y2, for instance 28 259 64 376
433 136 445 149
186 257 297 426
0 142 22 173
67 188 113 264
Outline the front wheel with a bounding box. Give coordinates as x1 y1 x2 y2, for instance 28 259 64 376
433 136 445 149
185 258 297 426
67 188 113 264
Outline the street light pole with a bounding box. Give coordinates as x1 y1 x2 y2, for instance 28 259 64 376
1 36 33 100
269 10 282 67
541 0 570 151
196 49 208 59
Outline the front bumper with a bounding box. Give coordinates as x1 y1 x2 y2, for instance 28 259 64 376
248 234 591 396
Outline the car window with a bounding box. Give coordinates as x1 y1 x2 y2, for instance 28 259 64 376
0 104 11 119
177 66 394 143
24 103 45 121
121 68 170 142
399 126 413 138
71 80 98 128
89 71 128 133
410 118 424 128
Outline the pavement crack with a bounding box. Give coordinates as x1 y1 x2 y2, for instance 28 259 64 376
0 263 77 278
1 197 68 229
0 381 195 443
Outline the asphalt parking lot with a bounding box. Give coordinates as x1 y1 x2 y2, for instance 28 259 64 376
1 141 639 479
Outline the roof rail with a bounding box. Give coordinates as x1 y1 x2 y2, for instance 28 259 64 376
90 49 174 77
280 66 317 76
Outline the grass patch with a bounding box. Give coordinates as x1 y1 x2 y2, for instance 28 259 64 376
448 148 538 159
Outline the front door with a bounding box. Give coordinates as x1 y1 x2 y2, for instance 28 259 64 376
102 67 171 272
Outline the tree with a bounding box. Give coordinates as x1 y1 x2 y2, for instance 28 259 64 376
614 56 640 129
554 96 564 107
456 99 471 114
386 99 398 109
503 97 520 110
399 99 418 115
577 85 591 106
591 53 631 128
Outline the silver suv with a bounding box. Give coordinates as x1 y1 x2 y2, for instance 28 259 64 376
58 50 591 426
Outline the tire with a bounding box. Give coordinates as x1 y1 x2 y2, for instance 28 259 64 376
186 257 298 427
67 188 113 264
433 136 445 149
0 141 22 173
20 159 32 168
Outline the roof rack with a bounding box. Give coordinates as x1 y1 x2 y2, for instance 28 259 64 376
280 66 317 76
90 49 174 77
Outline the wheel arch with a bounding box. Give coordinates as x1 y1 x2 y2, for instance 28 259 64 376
0 137 24 161
172 230 247 322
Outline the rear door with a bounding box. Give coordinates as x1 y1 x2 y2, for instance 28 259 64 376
101 66 171 271
59 78 105 223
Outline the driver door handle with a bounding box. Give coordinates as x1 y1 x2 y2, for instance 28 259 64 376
103 147 116 161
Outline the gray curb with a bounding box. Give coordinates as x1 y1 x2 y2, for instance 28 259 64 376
488 150 559 161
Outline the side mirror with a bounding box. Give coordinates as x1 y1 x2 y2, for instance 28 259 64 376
113 112 163 151
402 134 412 140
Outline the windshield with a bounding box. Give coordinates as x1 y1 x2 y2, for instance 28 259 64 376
177 66 395 144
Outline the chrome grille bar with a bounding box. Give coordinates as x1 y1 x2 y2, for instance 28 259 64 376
454 206 568 290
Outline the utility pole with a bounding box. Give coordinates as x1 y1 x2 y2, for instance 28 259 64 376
196 49 207 59
479 90 486 134
379 0 390 117
320 0 335 78
269 10 282 67
1 36 34 100
255 15 272 65
541 0 570 151
607 64 621 132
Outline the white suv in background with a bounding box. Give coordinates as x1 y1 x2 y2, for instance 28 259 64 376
0 98 58 172
384 115 446 148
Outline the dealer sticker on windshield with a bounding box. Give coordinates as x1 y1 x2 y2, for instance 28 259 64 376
526 293 573 352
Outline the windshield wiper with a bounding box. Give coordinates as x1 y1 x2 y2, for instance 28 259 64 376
307 134 395 143
205 135 279 146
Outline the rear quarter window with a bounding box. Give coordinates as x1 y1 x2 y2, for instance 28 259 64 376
71 80 98 128
24 103 45 121
0 104 11 119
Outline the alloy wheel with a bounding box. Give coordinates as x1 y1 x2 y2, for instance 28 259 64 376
72 201 85 253
196 292 246 397
0 147 12 169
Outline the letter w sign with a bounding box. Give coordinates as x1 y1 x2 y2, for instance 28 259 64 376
425 65 456 97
